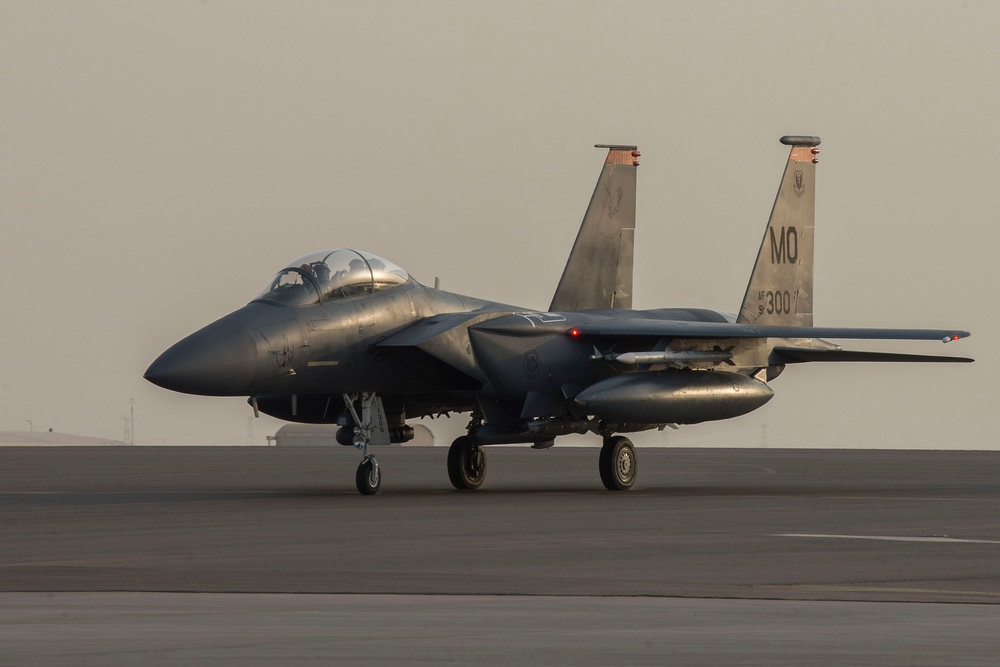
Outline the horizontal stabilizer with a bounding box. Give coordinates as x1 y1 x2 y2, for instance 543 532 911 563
772 347 974 364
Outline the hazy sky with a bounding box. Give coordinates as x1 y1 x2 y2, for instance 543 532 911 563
1 1 996 448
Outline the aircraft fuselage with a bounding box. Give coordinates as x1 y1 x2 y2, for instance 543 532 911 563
146 280 517 400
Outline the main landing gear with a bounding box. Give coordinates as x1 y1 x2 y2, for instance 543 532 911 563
343 392 385 495
341 393 636 493
448 436 487 490
445 432 636 491
599 435 636 491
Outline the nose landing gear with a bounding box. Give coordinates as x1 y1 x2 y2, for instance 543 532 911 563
343 392 390 495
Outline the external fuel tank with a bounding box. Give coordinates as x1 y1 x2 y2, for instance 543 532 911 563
573 371 773 424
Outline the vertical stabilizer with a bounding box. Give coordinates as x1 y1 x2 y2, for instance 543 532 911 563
549 145 639 312
738 136 820 326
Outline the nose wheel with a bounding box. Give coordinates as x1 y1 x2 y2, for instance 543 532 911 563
356 456 381 495
344 393 388 496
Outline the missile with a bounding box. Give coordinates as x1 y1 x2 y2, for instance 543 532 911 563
591 350 733 365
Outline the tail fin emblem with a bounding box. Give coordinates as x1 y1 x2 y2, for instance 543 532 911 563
793 171 805 198
606 184 624 218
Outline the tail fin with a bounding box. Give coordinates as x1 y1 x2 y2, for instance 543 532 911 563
737 136 820 326
549 145 638 312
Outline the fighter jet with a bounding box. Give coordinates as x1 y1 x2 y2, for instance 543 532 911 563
145 137 972 495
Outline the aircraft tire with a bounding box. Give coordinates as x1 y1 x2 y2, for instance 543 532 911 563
599 436 636 491
356 457 381 495
448 436 486 490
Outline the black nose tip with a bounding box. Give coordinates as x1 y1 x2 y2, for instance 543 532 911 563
145 317 258 396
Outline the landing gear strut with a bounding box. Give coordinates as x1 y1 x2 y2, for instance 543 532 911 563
448 436 487 490
599 435 636 491
343 392 386 495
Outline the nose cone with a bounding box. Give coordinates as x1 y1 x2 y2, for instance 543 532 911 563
145 317 258 396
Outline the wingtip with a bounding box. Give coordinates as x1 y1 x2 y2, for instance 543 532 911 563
942 331 972 343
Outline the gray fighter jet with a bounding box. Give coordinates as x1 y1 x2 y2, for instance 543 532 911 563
145 137 972 495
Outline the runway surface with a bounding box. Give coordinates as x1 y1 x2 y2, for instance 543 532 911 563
2 445 998 664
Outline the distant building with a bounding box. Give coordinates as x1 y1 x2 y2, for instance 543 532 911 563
0 431 128 446
270 423 435 447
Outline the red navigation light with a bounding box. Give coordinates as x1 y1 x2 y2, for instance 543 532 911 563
569 329 581 338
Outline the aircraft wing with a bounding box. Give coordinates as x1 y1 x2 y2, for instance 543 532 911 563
377 311 517 388
572 320 971 343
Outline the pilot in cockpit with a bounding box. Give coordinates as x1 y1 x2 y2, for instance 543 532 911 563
310 260 331 286
256 250 408 306
327 258 370 298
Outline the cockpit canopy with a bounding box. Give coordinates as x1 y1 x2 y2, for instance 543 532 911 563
255 249 410 306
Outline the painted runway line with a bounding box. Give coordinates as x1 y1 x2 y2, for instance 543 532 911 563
775 533 1000 545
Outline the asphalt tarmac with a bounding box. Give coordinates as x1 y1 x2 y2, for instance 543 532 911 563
2 445 998 664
